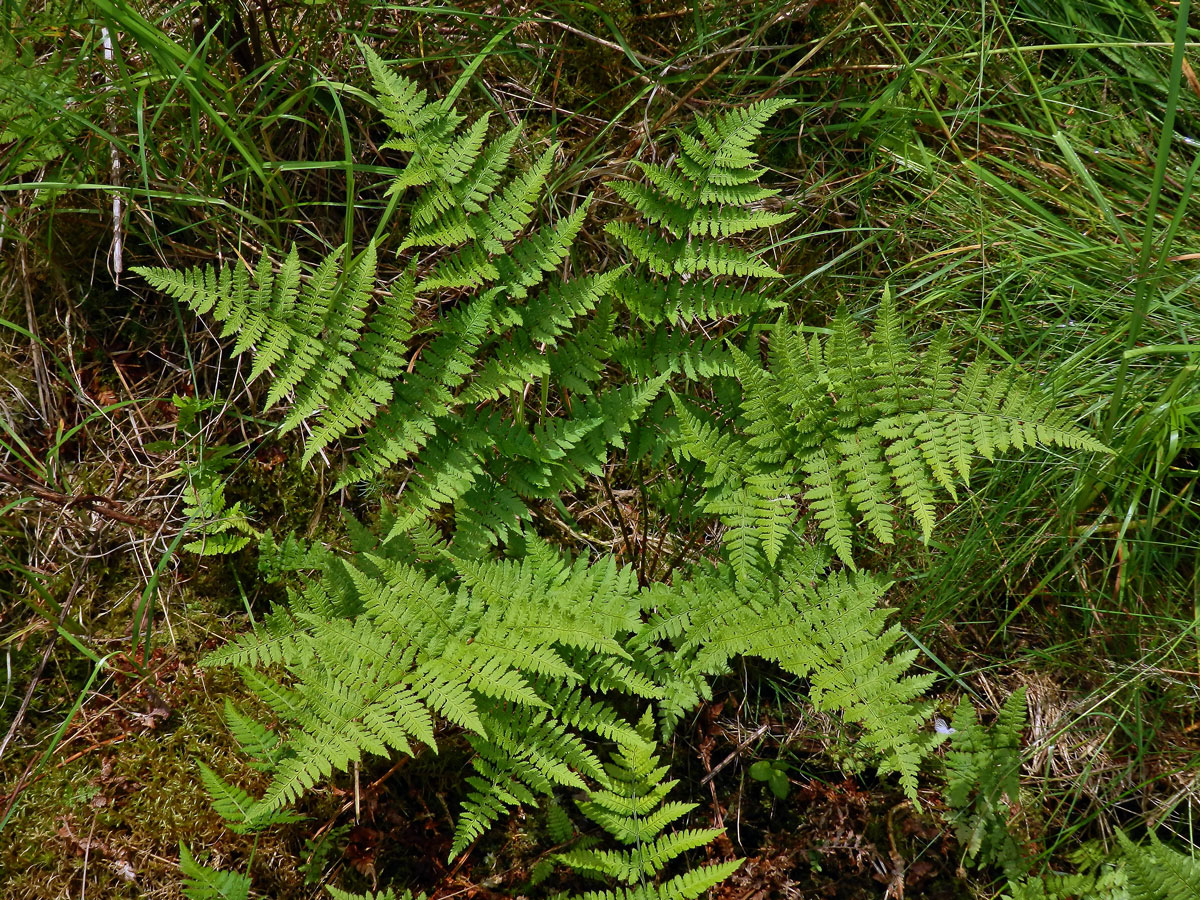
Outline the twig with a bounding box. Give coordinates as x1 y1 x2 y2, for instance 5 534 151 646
699 723 772 786
0 469 160 531
884 800 912 900
600 470 637 569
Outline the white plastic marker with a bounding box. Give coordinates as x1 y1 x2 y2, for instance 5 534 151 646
100 27 122 280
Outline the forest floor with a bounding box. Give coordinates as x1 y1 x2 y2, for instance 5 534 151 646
2 1 1200 898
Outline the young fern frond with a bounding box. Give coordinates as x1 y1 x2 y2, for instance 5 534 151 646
198 759 303 835
179 844 251 900
180 467 258 556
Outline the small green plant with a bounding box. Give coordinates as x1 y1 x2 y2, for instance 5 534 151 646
156 396 259 556
747 758 792 800
944 688 1029 879
179 449 258 556
302 823 353 887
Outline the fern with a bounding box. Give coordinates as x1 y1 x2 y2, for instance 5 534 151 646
199 761 301 833
644 546 937 796
550 711 737 890
204 512 950 872
945 688 1029 879
1006 834 1200 900
156 399 260 556
601 101 795 469
327 890 426 900
136 242 408 468
134 49 673 554
1117 832 1200 900
201 535 657 856
0 52 81 179
674 291 1108 569
144 52 1114 900
180 451 259 556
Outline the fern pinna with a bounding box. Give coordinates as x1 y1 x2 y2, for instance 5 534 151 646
672 292 1108 572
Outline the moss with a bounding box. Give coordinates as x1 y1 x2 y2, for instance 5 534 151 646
0 644 314 900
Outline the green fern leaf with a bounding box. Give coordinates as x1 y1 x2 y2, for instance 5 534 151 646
179 844 250 900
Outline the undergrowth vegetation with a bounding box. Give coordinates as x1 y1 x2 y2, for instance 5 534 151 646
2 1 1198 899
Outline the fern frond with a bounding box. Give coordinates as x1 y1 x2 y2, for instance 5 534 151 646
199 763 301 833
546 711 739 895
566 860 744 900
179 844 250 900
675 293 1108 566
661 551 935 798
327 889 426 900
945 688 1028 877
1117 831 1200 900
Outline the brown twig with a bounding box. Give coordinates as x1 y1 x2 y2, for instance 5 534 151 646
884 800 912 900
0 469 160 531
599 469 637 572
699 723 773 786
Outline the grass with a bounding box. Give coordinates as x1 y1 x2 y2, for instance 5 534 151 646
2 0 1199 896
